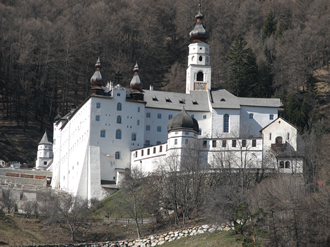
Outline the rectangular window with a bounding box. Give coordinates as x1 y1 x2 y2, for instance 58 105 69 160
232 140 236 147
203 115 206 119
203 141 207 148
252 139 256 147
96 103 101 108
147 149 150 155
157 113 162 119
270 114 274 120
174 139 178 145
145 140 150 146
138 107 140 112
156 141 161 145
100 130 106 138
159 146 163 152
168 114 173 120
153 147 156 154
157 126 161 132
141 150 144 156
146 112 151 118
96 115 100 121
191 114 194 118
287 133 290 140
137 120 140 125
146 125 150 131
117 93 120 96
269 133 272 140
249 113 253 119
242 140 247 147
132 133 136 141
222 140 226 147
212 140 216 147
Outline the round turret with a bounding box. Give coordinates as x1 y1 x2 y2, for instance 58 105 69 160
167 107 199 133
189 4 209 42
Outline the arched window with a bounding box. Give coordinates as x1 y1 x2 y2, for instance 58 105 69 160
275 136 283 144
115 151 120 159
117 115 121 123
223 114 229 133
117 103 122 111
197 72 203 81
116 129 121 139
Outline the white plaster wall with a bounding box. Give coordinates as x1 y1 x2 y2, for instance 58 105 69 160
211 109 240 138
144 108 177 146
240 106 278 137
262 118 298 151
51 100 91 196
131 144 167 174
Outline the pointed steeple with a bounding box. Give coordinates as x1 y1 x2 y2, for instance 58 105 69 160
39 131 52 145
189 4 209 42
130 62 143 90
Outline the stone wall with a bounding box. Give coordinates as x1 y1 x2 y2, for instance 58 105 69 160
28 223 233 247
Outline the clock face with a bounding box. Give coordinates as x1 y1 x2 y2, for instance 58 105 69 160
195 82 206 91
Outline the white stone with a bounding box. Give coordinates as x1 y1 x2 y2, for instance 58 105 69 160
208 228 216 233
202 224 210 229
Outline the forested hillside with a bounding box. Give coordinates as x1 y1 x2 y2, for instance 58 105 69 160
1 0 330 163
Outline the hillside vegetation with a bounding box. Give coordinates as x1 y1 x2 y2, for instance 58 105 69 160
1 0 330 162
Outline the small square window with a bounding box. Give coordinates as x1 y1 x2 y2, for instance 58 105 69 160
157 113 162 119
146 125 150 131
157 126 161 132
191 114 194 118
117 93 120 96
146 112 151 118
96 115 100 121
168 114 173 120
145 140 150 146
96 103 101 108
203 115 206 119
156 141 161 145
270 114 274 120
249 113 253 119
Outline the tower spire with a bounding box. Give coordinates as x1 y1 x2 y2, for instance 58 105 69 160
189 4 209 42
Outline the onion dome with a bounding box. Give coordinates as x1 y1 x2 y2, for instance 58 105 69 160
189 4 209 42
130 62 143 90
167 107 199 133
90 57 104 87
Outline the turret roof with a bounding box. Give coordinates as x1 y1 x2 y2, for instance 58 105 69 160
167 107 199 132
39 131 52 145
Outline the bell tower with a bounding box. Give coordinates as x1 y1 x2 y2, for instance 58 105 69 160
186 5 211 94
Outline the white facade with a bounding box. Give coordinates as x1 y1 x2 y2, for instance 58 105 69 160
36 132 53 170
49 10 304 200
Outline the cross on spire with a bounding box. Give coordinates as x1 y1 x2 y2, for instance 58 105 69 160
115 71 123 84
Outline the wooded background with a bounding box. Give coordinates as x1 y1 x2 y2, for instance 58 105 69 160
0 0 330 163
